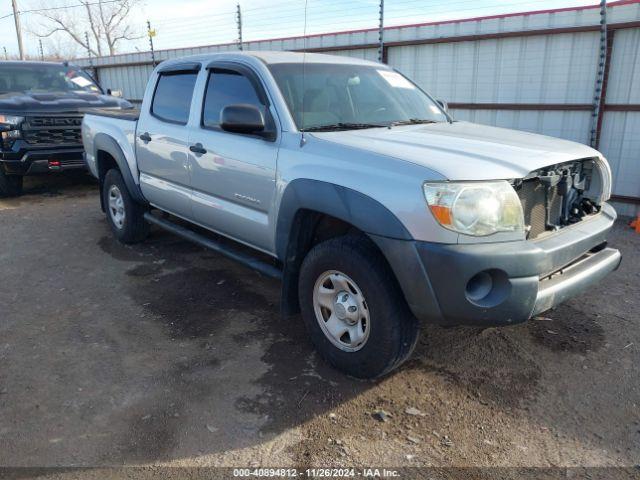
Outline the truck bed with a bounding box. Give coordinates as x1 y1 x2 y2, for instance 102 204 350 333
83 108 140 121
82 108 139 182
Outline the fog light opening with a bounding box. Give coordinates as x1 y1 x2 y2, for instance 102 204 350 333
466 272 493 302
465 269 511 308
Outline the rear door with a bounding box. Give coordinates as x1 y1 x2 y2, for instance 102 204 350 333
187 63 279 254
136 64 199 218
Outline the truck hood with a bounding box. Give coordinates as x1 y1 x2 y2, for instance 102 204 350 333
312 121 600 180
0 90 132 114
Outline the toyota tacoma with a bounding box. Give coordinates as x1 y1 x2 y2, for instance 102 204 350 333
82 52 621 378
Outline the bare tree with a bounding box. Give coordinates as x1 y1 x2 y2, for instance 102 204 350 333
29 0 143 57
42 36 80 61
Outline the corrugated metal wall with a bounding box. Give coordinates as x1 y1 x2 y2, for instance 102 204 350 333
598 26 640 215
448 109 593 144
387 32 600 103
75 1 640 214
97 64 154 101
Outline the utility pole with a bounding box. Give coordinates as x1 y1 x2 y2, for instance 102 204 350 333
378 0 385 63
11 0 24 60
39 39 44 61
147 20 157 67
236 4 243 51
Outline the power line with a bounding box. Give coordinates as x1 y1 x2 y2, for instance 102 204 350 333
0 0 123 20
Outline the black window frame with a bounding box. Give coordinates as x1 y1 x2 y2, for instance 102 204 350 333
200 62 276 141
150 64 201 126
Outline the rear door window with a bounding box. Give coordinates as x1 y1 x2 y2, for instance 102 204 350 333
151 72 198 124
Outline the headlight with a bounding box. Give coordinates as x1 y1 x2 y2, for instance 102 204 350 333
423 181 524 236
0 114 23 148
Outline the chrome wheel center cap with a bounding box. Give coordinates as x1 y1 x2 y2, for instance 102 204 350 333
334 291 359 325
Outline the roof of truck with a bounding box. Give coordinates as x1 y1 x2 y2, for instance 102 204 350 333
158 50 381 68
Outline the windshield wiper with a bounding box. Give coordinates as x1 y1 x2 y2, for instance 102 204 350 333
301 122 387 132
388 118 438 127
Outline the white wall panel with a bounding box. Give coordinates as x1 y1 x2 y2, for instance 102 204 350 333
599 111 640 199
97 64 154 101
387 32 599 104
450 109 592 144
329 48 379 61
606 28 640 104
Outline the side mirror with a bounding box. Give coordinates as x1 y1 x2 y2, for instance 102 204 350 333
107 89 123 98
437 99 449 113
221 104 266 135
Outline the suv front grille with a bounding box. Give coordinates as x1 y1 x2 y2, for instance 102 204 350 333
21 116 83 146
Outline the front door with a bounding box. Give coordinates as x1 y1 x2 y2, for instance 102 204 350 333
136 69 198 219
188 64 279 254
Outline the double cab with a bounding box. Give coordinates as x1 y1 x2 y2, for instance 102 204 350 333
82 51 621 378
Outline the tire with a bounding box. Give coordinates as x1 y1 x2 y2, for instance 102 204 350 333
102 169 149 244
0 170 23 198
299 235 420 379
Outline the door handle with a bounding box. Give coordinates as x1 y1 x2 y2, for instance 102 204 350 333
189 143 207 155
139 132 152 142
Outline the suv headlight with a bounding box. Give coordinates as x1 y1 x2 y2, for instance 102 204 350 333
0 115 23 148
423 181 524 236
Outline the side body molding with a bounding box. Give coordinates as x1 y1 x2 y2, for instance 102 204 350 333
93 133 146 205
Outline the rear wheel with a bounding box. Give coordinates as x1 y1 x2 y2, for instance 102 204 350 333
0 170 23 198
102 169 149 244
299 235 420 379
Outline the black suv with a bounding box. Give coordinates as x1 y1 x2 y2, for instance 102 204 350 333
0 61 132 197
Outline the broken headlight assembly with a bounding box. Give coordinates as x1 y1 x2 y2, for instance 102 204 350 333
423 181 524 236
0 114 24 149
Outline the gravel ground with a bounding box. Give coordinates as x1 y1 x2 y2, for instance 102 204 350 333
0 174 638 477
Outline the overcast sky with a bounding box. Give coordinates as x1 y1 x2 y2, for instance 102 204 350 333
0 0 598 59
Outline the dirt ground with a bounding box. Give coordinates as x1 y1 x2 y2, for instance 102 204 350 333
0 174 638 476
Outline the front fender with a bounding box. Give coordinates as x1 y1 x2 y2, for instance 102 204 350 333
275 178 412 261
275 179 413 317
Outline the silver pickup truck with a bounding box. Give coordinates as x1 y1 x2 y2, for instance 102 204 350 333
82 51 621 378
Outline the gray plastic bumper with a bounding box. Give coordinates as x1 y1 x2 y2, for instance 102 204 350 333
533 247 621 316
371 203 620 327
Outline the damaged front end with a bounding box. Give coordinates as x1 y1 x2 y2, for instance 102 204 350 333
514 158 610 240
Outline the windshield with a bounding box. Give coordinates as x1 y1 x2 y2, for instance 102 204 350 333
0 63 101 95
268 63 449 131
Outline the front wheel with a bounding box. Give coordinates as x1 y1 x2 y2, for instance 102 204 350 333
102 169 149 244
299 235 420 379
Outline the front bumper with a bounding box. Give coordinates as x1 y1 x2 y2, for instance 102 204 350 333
1 147 86 176
372 203 621 327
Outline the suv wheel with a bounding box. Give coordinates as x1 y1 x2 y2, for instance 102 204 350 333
0 171 23 198
102 169 149 244
299 235 420 379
